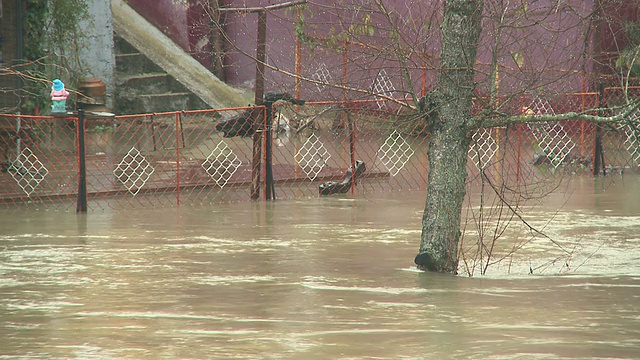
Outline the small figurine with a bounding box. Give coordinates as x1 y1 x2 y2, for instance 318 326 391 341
51 78 70 113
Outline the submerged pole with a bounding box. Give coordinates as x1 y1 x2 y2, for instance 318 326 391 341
219 2 306 201
76 109 88 213
593 84 606 176
250 9 267 200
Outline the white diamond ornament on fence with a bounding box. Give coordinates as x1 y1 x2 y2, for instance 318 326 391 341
468 128 499 170
294 133 331 180
8 146 49 196
377 130 414 176
201 141 242 187
623 110 640 166
312 63 331 92
372 69 395 110
525 97 575 168
526 96 556 115
113 147 155 195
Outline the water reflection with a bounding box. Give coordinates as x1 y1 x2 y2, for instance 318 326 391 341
0 175 639 359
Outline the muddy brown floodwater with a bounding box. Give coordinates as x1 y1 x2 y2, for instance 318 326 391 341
1 175 639 359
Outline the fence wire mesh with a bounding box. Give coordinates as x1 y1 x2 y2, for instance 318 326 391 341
1 87 639 211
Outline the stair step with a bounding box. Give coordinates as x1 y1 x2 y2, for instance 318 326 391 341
116 92 208 114
113 34 212 114
114 35 139 55
117 73 188 95
139 93 190 112
116 53 164 75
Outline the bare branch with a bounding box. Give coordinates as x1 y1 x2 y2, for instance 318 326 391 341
472 100 640 129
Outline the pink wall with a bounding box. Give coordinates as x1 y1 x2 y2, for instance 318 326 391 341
221 0 297 90
124 1 637 99
127 0 189 50
592 0 640 79
126 0 213 69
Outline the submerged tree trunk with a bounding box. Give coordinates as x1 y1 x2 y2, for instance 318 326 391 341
415 0 483 273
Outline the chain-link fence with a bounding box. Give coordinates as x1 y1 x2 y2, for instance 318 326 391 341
1 87 639 211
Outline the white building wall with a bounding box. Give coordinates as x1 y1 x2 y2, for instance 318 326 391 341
79 0 116 109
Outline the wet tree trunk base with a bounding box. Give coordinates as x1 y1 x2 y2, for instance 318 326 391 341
415 0 482 274
416 123 470 274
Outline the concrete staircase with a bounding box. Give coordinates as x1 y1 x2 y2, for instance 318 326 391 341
111 0 245 115
114 36 208 115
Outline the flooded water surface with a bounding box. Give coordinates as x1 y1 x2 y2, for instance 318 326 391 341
1 176 640 359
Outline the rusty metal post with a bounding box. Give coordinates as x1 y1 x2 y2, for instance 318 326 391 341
218 1 307 200
294 7 302 99
250 10 267 200
209 0 227 81
76 109 88 213
593 83 606 176
176 112 182 206
342 40 356 192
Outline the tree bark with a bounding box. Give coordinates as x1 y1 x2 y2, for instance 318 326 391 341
415 0 483 273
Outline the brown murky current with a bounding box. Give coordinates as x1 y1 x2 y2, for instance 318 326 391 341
1 176 639 359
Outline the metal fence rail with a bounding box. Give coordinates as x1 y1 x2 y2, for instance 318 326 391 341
1 88 639 212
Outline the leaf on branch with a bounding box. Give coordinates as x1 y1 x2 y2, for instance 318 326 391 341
510 52 524 69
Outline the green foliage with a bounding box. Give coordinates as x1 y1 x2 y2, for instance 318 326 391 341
87 124 115 134
19 0 49 114
23 1 48 60
615 21 640 78
49 0 90 68
292 5 377 54
349 13 375 38
20 0 90 114
293 7 317 48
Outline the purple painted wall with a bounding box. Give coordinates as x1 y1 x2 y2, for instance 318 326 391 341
222 0 298 89
125 0 637 100
127 0 189 49
126 0 214 69
592 0 640 81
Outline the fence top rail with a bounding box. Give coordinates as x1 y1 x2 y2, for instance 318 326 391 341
300 99 408 107
0 85 637 121
0 114 56 120
112 106 266 120
0 106 265 121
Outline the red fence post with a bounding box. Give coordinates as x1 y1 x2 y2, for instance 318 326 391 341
176 112 182 206
593 84 605 176
516 124 521 184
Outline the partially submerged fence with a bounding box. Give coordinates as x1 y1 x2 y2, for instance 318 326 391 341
1 88 639 211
